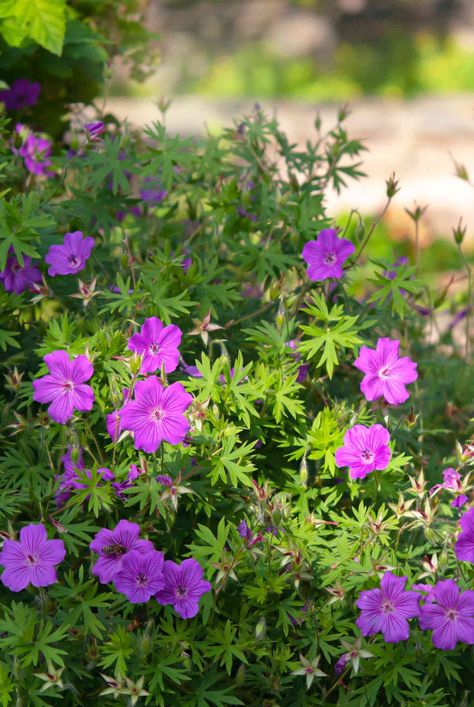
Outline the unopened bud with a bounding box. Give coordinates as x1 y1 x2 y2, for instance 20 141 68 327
255 616 266 640
386 173 400 198
452 218 466 245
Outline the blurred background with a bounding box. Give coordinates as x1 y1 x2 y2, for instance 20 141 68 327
107 0 474 265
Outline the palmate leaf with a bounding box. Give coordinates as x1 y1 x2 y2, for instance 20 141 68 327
368 261 424 319
193 671 243 707
299 294 362 378
0 602 68 668
0 0 66 55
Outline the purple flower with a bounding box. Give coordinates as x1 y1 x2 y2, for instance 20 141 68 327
301 229 355 281
62 446 84 474
356 572 420 642
182 257 192 273
156 475 174 487
90 520 154 584
0 79 40 110
32 350 95 424
119 377 192 453
45 231 94 277
0 250 41 294
140 178 168 204
181 362 203 378
455 507 474 563
128 317 182 375
16 126 53 176
335 653 349 675
335 424 391 480
419 580 474 650
238 520 252 540
0 524 65 592
84 121 105 141
451 495 468 509
155 558 211 618
442 468 461 490
114 550 165 603
354 338 418 405
106 410 122 442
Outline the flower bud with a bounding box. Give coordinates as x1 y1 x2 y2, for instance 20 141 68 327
452 218 466 245
385 172 400 198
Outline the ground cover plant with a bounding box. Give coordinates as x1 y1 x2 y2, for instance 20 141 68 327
0 78 473 706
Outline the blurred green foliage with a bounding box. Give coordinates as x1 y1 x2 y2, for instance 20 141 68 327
188 33 474 100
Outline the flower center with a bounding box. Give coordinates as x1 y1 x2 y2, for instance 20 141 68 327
175 584 188 598
62 380 75 392
149 343 160 355
136 572 148 587
379 366 392 380
361 449 374 464
381 600 395 614
67 254 80 267
26 553 39 566
446 609 458 621
151 407 164 422
323 252 337 266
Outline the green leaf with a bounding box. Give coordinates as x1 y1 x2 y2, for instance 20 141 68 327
0 0 66 55
299 294 362 378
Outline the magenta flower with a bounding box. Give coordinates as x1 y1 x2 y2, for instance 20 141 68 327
14 124 52 176
0 79 40 110
32 350 95 424
90 520 154 584
354 338 418 405
119 377 192 453
451 495 468 509
106 410 122 442
356 572 420 642
301 229 355 281
114 550 165 603
140 178 168 204
45 231 94 277
335 424 391 480
0 250 41 294
455 507 474 563
84 121 105 141
155 558 211 618
128 317 182 375
419 580 474 650
0 524 65 592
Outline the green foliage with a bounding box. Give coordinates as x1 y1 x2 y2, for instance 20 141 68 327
0 100 472 707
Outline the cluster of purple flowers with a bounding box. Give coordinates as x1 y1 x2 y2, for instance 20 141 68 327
33 314 193 455
356 571 474 650
0 521 211 619
54 447 142 506
90 520 211 617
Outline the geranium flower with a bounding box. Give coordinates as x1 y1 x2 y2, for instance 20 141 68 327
114 550 165 603
301 229 355 281
0 524 65 592
335 424 391 479
155 558 211 618
455 507 474 563
90 520 154 584
45 231 94 277
119 377 192 453
356 572 420 642
451 495 468 509
84 121 105 141
128 317 182 375
32 350 95 424
14 124 52 176
0 250 41 294
354 338 418 405
0 79 40 110
419 579 474 650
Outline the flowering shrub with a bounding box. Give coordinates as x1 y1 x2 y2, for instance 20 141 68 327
0 98 472 706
